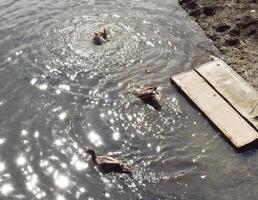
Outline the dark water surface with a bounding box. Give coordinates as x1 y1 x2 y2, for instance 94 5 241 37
0 0 256 200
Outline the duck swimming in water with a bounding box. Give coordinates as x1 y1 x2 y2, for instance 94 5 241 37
93 28 108 45
133 86 162 111
85 148 131 174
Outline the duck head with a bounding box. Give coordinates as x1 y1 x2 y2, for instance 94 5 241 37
85 148 97 161
101 28 107 39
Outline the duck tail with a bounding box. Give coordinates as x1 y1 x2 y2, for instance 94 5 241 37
121 164 132 173
143 98 162 111
153 101 162 111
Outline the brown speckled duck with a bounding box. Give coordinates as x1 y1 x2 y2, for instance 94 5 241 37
93 28 108 45
133 86 162 111
85 148 131 174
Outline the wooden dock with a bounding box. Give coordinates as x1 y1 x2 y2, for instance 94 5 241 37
171 60 258 148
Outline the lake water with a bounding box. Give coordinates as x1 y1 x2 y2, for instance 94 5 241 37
0 0 257 200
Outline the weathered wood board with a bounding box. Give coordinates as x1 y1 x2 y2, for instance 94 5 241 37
196 60 258 130
171 70 258 148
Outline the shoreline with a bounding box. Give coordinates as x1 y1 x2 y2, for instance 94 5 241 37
179 0 258 89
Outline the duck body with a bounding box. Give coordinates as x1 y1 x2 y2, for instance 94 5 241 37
95 156 131 173
86 149 131 174
133 86 162 111
93 28 108 45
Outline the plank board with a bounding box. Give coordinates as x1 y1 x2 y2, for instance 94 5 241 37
196 60 258 130
171 70 258 148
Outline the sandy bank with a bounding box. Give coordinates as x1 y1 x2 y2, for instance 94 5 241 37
179 0 258 89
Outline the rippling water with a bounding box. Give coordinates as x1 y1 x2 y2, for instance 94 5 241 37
1 0 257 200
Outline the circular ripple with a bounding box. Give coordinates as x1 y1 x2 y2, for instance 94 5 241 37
14 5 188 95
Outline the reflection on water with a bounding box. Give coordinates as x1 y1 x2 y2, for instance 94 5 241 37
1 0 256 199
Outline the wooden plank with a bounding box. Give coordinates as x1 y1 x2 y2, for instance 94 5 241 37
196 60 258 130
171 70 258 148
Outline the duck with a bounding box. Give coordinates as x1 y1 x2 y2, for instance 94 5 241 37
85 148 132 174
93 28 108 45
133 86 162 111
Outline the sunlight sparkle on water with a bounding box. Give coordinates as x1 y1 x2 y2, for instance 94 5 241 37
34 131 39 138
0 162 5 172
54 172 70 189
201 175 207 179
61 163 67 169
76 161 88 171
112 132 120 141
21 129 28 136
56 195 66 200
72 156 88 171
54 139 64 146
88 131 103 146
38 84 48 90
30 78 37 85
58 112 67 120
16 156 27 166
59 84 70 91
113 14 120 18
79 187 86 193
36 192 46 199
104 192 111 199
0 138 6 145
0 183 13 196
143 20 150 24
156 146 161 152
146 41 155 47
26 174 38 191
127 114 133 121
40 160 49 168
47 166 54 174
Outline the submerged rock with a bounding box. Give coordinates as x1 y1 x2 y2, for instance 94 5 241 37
225 38 240 46
215 23 231 33
202 6 216 16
